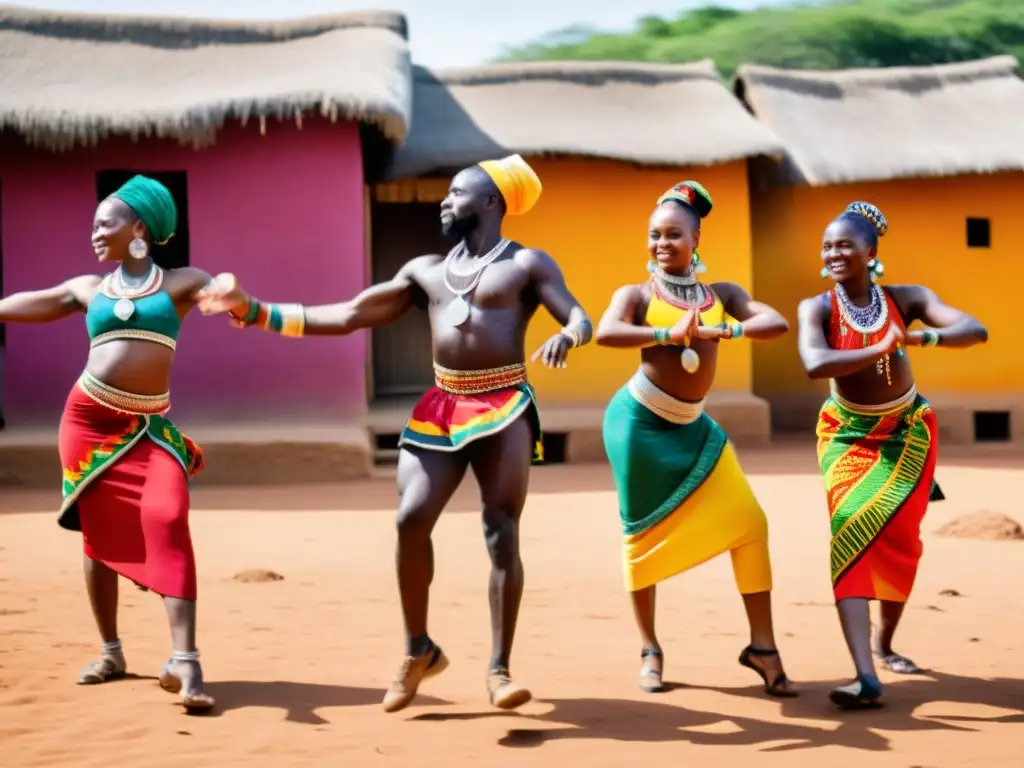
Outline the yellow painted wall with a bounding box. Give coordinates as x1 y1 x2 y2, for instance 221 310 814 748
751 172 1023 415
498 157 757 404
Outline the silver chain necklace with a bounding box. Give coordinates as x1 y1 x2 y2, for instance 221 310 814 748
108 263 160 321
653 266 697 286
655 276 705 307
441 237 510 327
835 283 887 334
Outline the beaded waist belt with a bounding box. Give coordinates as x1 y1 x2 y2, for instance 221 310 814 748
78 371 170 415
433 363 528 395
829 382 917 416
90 329 177 352
627 369 705 425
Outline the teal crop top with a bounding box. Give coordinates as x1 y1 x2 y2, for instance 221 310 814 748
87 289 182 351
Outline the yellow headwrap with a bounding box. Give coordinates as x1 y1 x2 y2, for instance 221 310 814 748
476 154 542 216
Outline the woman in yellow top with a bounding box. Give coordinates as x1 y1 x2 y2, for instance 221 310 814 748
596 181 796 696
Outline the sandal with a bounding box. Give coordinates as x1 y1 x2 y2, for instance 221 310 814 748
878 652 922 675
738 645 797 697
639 647 665 693
829 675 884 709
158 651 215 714
77 656 127 685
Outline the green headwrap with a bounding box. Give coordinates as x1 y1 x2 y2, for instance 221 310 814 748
653 180 713 274
111 175 177 246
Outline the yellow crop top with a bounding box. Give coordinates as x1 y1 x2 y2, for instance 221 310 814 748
644 282 731 328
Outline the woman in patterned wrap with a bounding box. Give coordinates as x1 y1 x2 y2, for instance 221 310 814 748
797 202 987 709
0 175 216 713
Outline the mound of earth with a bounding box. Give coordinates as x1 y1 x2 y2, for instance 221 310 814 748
936 511 1024 541
232 568 285 583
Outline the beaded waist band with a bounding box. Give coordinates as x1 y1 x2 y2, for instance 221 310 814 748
829 382 917 416
627 369 705 425
90 329 177 352
78 371 171 415
433 363 528 395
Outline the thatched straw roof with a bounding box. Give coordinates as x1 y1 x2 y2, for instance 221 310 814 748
386 59 784 179
735 55 1024 186
0 5 412 151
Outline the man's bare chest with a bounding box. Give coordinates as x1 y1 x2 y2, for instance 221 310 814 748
418 260 531 309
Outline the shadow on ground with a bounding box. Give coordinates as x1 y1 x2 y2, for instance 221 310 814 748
412 671 1024 753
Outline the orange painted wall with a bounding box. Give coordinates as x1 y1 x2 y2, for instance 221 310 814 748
751 172 1022 416
501 157 757 404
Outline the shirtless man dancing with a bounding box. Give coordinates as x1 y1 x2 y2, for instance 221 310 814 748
197 155 592 713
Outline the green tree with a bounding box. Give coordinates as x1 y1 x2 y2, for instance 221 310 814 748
500 0 1024 77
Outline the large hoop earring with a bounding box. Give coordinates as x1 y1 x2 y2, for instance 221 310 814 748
129 238 149 260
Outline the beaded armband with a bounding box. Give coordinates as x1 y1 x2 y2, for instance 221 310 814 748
652 327 671 344
717 321 744 339
921 329 940 347
230 298 306 338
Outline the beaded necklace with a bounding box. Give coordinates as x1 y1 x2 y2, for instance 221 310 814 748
832 284 900 386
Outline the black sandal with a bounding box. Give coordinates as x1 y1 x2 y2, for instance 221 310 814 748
738 645 798 698
639 647 665 693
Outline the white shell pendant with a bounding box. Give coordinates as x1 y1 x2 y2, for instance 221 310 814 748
681 347 700 374
113 298 136 321
444 296 471 327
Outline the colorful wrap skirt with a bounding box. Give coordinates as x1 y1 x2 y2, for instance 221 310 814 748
817 386 938 603
603 370 772 594
58 373 204 600
398 363 543 463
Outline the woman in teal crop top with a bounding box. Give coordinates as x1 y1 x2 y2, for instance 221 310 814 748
0 175 222 713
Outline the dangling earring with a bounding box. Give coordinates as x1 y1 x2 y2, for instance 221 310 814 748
129 238 148 260
646 260 656 274
820 266 829 278
692 251 707 274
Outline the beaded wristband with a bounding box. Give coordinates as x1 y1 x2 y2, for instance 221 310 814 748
730 322 744 339
266 303 306 337
228 298 260 328
921 329 940 347
652 327 671 344
241 298 260 325
230 298 305 337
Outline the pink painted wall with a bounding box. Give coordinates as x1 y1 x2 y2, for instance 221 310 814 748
0 119 367 427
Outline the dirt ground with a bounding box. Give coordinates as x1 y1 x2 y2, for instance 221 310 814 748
1 446 1022 767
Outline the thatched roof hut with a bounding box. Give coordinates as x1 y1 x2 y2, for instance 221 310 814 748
0 5 412 151
734 55 1024 186
387 59 784 179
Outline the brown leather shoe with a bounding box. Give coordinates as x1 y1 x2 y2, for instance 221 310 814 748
487 668 532 710
381 645 449 713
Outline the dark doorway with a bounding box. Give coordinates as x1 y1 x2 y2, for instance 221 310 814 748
974 411 1010 442
95 170 190 270
0 177 4 430
369 202 449 399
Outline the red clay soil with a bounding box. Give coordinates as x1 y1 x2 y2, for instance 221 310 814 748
1 449 1022 768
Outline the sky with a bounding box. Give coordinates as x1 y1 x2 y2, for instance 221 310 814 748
7 0 798 68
